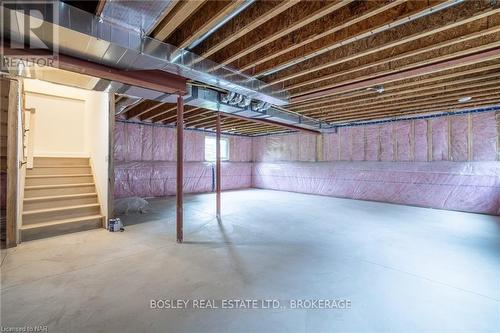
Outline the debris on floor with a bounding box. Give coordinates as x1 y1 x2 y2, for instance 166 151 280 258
114 197 152 215
108 218 124 232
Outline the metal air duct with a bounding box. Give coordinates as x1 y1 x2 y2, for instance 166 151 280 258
2 1 288 105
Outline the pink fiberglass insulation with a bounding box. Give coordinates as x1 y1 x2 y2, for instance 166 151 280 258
379 123 394 161
115 112 499 213
114 122 126 162
431 117 448 161
253 161 500 215
299 134 316 161
351 127 365 161
339 127 351 161
472 112 497 161
252 136 265 162
450 115 468 161
151 125 175 161
364 125 379 161
114 121 253 199
115 121 252 162
322 132 339 161
395 121 411 161
282 134 299 161
183 130 205 162
114 161 252 198
414 120 428 162
229 136 252 162
127 123 143 161
142 124 153 161
221 163 253 190
251 133 316 162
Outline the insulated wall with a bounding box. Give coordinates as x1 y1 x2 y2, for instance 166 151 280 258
253 112 500 215
114 121 252 198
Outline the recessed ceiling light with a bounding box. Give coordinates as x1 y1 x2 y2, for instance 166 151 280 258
458 96 472 103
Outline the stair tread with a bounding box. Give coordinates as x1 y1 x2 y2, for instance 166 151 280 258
24 192 98 202
25 183 95 189
23 203 100 215
34 157 89 160
26 174 92 178
21 215 104 230
29 166 90 168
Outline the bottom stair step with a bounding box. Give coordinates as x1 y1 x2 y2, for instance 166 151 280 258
21 215 103 241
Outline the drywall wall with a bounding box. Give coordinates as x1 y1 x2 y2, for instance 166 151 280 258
85 92 109 219
24 79 89 157
25 93 86 157
253 112 500 215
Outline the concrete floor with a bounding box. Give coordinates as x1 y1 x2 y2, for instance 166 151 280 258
1 189 499 333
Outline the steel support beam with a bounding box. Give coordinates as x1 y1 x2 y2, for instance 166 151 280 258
176 95 184 243
1 46 187 95
223 112 320 135
216 112 221 220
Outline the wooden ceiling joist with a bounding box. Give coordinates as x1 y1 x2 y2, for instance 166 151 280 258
322 92 500 121
234 0 405 73
264 4 500 86
313 87 500 120
288 61 500 109
297 75 500 115
248 0 453 77
141 105 177 122
95 0 106 16
291 47 500 103
158 107 203 124
165 0 245 49
192 0 297 59
204 118 245 130
185 114 219 128
285 24 500 96
207 0 351 66
326 98 500 124
182 109 215 122
125 100 163 119
150 0 205 41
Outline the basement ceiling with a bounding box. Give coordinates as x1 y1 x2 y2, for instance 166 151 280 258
115 95 291 136
113 0 500 134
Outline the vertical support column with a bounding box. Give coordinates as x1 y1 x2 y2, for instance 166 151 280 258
176 96 184 243
107 93 115 227
216 112 221 220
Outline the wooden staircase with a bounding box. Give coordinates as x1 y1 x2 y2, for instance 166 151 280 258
21 157 104 241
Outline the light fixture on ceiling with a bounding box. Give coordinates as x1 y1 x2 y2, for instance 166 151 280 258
366 85 384 94
458 96 472 103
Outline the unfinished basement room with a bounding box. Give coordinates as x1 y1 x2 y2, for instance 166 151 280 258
1 0 499 332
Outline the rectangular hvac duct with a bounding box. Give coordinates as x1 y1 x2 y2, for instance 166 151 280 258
1 1 289 106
